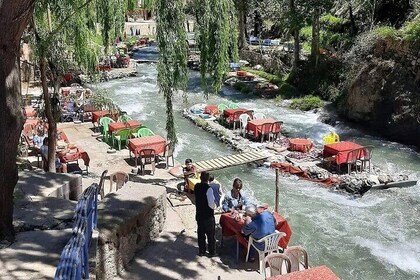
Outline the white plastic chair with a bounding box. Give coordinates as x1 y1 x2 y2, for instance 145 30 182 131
253 112 267 120
264 253 291 278
239 113 251 137
246 230 286 275
284 245 309 272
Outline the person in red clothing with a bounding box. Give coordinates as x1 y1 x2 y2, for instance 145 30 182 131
183 158 197 192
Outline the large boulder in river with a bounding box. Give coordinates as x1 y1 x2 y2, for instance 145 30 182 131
341 38 420 148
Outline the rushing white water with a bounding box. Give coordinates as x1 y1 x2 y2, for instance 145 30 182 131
96 51 420 279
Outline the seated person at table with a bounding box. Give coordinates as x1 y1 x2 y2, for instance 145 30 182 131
242 204 276 262
40 137 67 173
209 174 223 207
221 178 248 212
183 158 197 192
32 128 46 149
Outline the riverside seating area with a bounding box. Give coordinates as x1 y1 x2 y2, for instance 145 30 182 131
93 110 171 175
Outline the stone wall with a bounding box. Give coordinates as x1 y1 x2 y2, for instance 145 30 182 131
95 183 166 280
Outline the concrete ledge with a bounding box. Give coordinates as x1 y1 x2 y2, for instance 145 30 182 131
0 229 73 280
17 170 82 201
96 182 166 280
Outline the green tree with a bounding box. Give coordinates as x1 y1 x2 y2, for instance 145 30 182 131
195 0 238 95
33 0 103 172
156 0 188 145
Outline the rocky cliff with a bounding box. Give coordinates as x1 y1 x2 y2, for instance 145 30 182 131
341 39 420 148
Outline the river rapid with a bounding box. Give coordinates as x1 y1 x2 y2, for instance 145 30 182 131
96 49 420 280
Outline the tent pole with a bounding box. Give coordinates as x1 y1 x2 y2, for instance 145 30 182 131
275 168 279 213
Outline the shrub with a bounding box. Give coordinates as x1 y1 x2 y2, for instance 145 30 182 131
290 95 323 111
278 83 299 99
402 18 420 41
241 67 283 86
374 26 400 40
195 118 209 128
233 82 253 94
320 14 347 31
299 26 312 42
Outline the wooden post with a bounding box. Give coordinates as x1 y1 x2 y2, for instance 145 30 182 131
275 168 280 213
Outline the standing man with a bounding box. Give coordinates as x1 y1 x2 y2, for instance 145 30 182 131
194 171 216 257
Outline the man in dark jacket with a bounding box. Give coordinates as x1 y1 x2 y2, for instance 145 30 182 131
194 171 216 257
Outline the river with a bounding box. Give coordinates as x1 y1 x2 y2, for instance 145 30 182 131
96 48 420 280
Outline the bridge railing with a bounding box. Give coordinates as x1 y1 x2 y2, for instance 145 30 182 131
54 183 98 280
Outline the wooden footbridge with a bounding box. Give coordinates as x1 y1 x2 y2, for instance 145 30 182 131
193 150 269 172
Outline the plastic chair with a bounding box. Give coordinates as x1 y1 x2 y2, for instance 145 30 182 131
239 113 251 137
284 245 309 272
360 145 374 172
269 121 283 141
260 123 273 142
231 110 245 130
323 132 340 145
246 230 286 275
217 103 228 114
117 114 133 122
160 143 175 169
228 102 239 109
137 127 155 137
112 128 131 150
253 112 267 120
109 171 129 193
99 117 115 143
139 149 156 175
130 125 147 138
264 253 292 277
345 148 363 174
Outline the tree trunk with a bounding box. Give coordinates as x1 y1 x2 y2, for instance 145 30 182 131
235 0 247 50
40 57 57 173
349 4 358 36
0 0 36 240
311 8 320 67
290 0 299 70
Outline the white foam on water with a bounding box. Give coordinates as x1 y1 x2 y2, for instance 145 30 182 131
356 238 420 273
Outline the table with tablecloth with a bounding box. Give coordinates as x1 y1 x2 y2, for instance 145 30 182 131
23 118 40 134
187 177 200 191
220 212 292 263
108 120 141 135
289 138 314 153
246 118 277 139
128 135 166 167
266 265 340 280
91 110 111 124
58 147 90 168
223 108 249 123
323 141 365 165
204 105 219 116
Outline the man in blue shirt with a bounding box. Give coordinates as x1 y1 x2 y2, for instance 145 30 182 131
242 205 276 261
221 178 248 212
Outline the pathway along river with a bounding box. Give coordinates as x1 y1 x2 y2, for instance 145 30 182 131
96 51 420 280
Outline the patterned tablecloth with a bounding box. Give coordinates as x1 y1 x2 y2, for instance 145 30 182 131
323 141 365 165
91 110 111 124
108 120 141 135
246 118 277 139
223 108 248 122
58 147 90 166
128 135 166 157
266 265 340 280
204 105 219 116
289 138 314 153
220 212 292 249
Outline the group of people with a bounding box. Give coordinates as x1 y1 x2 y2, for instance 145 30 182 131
187 159 277 259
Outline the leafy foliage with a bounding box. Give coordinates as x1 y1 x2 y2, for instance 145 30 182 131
156 0 188 145
290 95 323 111
195 0 238 96
402 17 420 41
